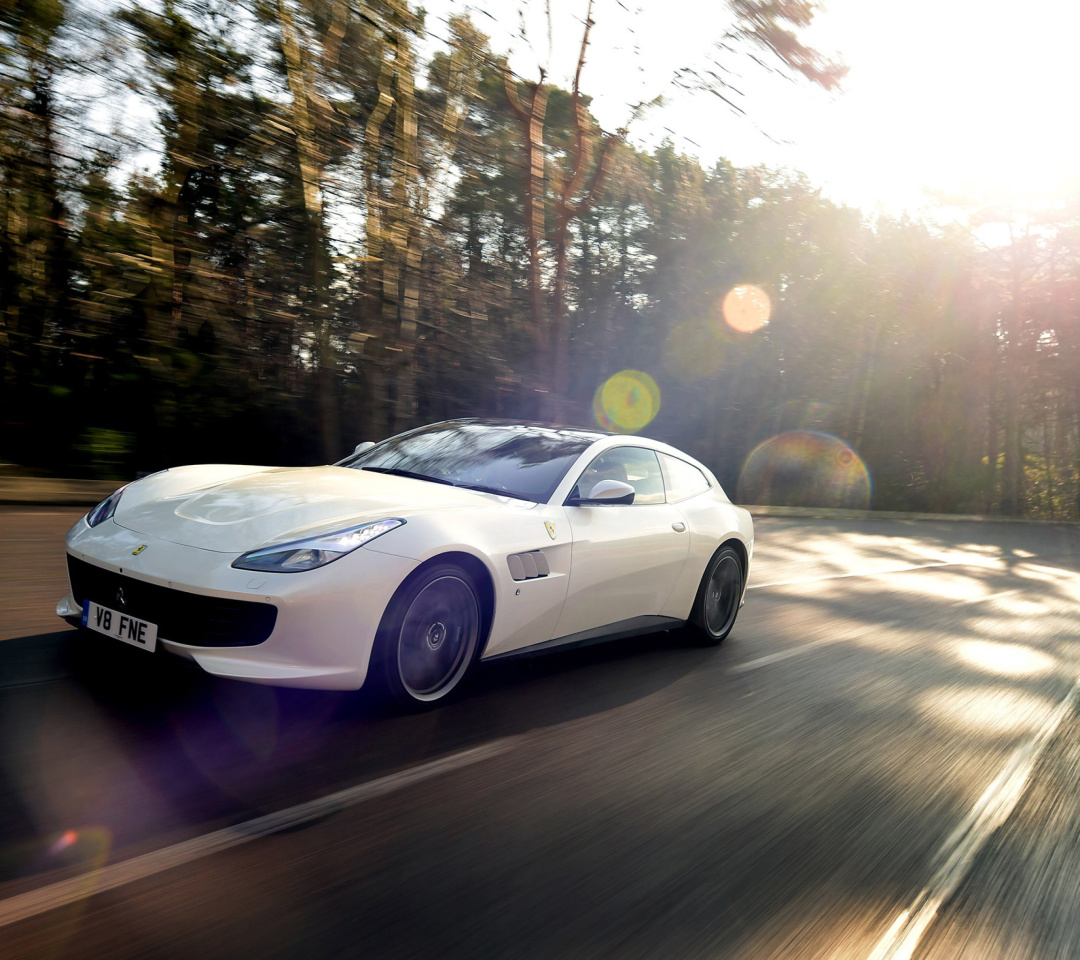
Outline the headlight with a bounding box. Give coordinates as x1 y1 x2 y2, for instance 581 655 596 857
86 486 128 528
231 518 406 573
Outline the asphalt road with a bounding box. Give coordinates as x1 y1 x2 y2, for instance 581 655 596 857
2 508 1080 959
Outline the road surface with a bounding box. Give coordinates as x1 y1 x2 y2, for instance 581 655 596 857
2 507 1080 959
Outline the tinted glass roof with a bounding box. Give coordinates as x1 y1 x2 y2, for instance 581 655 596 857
430 418 610 440
339 420 607 502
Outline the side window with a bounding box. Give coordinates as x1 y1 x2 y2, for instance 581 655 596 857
571 447 666 505
659 454 711 502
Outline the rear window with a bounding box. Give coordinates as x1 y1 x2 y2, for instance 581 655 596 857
659 454 711 502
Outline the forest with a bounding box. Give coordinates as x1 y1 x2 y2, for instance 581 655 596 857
2 0 1078 518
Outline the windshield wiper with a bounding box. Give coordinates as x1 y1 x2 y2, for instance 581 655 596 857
361 467 454 485
453 482 532 502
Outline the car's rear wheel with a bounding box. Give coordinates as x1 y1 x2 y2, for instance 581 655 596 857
375 563 481 707
690 545 744 645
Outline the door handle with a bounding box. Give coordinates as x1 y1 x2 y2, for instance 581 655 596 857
672 521 686 532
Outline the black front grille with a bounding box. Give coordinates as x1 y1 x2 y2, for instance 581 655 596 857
67 555 277 648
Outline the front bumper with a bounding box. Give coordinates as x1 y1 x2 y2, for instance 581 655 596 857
60 518 418 690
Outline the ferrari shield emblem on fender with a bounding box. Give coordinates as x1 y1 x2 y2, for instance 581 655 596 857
132 544 147 556
544 521 557 540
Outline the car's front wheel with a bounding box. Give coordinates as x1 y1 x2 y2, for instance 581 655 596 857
374 563 481 707
690 545 745 645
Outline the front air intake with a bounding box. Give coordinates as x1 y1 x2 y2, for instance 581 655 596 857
67 555 277 647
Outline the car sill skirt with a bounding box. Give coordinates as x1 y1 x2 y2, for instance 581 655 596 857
483 615 685 661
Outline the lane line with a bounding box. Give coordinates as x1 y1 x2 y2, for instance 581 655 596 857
729 622 902 675
0 738 516 930
729 643 827 673
865 678 1080 960
953 589 1018 606
748 561 956 590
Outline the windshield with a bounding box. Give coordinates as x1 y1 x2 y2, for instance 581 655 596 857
341 421 599 503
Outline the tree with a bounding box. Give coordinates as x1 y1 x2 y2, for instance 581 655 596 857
0 0 72 467
501 0 845 418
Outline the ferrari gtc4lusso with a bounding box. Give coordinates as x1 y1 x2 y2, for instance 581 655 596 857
58 420 753 705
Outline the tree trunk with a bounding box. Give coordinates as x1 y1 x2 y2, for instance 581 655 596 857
276 0 339 461
361 52 395 440
503 68 550 384
389 39 420 432
1002 244 1024 516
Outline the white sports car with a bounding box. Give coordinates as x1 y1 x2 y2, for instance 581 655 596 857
57 420 753 704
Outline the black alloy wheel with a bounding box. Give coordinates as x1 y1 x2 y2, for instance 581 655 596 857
375 563 481 707
691 545 744 645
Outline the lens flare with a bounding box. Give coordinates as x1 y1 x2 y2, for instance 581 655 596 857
593 370 661 433
49 829 79 855
662 320 726 381
719 284 771 334
43 826 112 872
737 431 871 509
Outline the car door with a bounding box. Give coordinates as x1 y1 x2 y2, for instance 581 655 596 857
552 446 690 640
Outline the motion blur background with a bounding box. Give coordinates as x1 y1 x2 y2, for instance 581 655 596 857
1 0 1077 518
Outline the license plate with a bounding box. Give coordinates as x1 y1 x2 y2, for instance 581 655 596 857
82 600 158 652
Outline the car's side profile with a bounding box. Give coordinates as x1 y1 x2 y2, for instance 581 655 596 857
57 420 753 705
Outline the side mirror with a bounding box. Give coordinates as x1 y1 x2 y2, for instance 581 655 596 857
351 441 375 457
567 479 636 506
589 479 635 503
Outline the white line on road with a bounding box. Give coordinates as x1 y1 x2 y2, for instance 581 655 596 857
729 622 902 675
747 561 956 590
953 590 1018 606
0 738 516 930
729 643 828 673
865 678 1080 960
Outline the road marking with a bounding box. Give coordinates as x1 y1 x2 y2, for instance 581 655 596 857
865 678 1080 960
730 622 902 674
953 589 1018 606
729 643 828 673
0 738 515 930
748 561 956 590
730 643 829 673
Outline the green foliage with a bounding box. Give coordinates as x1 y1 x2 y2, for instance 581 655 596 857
0 1 1076 517
76 427 133 480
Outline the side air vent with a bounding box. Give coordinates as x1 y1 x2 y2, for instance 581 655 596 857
507 550 550 581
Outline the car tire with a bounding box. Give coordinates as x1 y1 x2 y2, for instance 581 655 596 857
689 545 745 646
373 563 481 708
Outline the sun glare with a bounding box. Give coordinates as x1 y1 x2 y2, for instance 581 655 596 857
792 0 1080 213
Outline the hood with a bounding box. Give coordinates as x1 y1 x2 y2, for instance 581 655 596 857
113 465 516 552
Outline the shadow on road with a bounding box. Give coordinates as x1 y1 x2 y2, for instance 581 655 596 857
0 622 705 889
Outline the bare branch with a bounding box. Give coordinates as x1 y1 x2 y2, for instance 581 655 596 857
560 0 595 207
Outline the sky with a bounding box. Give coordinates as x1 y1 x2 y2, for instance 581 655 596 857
428 0 1080 216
